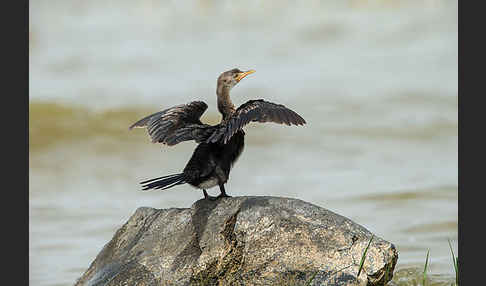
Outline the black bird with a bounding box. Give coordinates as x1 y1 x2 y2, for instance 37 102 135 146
129 68 306 200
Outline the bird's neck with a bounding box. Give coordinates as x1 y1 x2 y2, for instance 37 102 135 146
217 85 235 121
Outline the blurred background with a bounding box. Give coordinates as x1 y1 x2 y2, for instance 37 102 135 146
29 0 457 285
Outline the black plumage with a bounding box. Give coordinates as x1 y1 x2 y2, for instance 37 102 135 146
130 68 306 200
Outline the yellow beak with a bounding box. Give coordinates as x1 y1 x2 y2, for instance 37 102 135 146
235 70 256 82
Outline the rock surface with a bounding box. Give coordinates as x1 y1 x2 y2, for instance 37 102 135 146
75 196 398 286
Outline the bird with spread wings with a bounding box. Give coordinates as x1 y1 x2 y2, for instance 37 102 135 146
130 68 306 200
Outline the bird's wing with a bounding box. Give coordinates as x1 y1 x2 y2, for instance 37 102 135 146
207 99 306 144
129 101 215 146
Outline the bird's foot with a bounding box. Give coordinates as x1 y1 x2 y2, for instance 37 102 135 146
206 196 219 201
217 184 231 199
216 193 232 199
203 189 218 201
202 189 231 201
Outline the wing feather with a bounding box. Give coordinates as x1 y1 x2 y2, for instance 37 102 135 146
208 99 306 144
129 101 215 146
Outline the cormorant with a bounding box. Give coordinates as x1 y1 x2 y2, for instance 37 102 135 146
129 68 306 200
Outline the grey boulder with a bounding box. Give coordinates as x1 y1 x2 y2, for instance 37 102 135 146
75 196 398 286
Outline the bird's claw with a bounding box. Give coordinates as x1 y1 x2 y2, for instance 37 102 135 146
203 189 231 201
206 195 219 201
203 189 218 201
217 193 231 198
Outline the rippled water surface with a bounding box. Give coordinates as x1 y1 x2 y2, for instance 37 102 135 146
29 1 457 285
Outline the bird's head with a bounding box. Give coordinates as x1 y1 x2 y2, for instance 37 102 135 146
217 68 256 90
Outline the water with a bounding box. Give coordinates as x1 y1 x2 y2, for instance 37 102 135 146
29 1 457 285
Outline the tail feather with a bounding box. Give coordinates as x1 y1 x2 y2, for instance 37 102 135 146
140 173 186 191
140 173 182 185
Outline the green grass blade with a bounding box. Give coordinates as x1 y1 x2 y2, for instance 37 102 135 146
447 239 458 285
305 271 318 286
357 235 374 278
423 249 430 286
